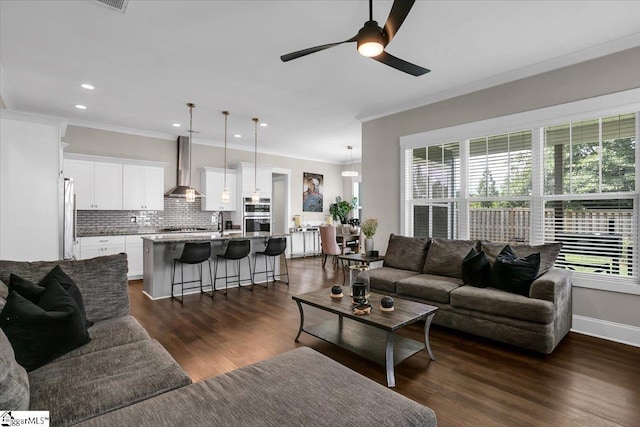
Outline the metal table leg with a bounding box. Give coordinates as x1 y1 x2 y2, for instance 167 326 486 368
294 300 305 342
424 312 436 361
385 332 395 387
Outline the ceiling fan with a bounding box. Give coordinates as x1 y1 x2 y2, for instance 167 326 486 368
280 0 430 77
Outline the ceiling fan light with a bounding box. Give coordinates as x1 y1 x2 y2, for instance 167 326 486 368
358 41 384 57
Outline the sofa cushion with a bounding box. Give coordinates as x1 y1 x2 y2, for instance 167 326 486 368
383 234 431 272
396 274 463 304
0 329 30 410
74 347 437 427
423 238 479 278
54 315 151 362
450 285 555 324
0 278 8 310
461 248 490 287
1 281 91 371
0 253 129 323
492 245 540 296
365 267 420 293
481 241 561 277
28 339 192 427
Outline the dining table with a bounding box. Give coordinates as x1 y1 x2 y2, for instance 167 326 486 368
335 232 361 255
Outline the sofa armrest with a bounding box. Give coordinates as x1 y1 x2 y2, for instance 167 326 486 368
529 268 572 304
0 253 130 322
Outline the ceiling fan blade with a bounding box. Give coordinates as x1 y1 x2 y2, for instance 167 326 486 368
383 0 416 44
372 51 430 76
281 39 355 62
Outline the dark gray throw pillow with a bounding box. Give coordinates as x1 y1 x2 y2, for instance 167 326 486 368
0 280 91 371
9 266 93 328
41 265 93 327
461 248 490 287
491 245 540 297
9 273 46 303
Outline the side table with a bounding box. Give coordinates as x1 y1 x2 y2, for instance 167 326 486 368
337 253 385 285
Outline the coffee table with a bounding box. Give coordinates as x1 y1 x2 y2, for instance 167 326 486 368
292 289 437 387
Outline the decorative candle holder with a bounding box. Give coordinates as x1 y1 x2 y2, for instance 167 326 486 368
349 265 370 296
352 282 367 304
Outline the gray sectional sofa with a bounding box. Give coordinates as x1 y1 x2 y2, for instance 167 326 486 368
0 253 437 426
359 235 572 354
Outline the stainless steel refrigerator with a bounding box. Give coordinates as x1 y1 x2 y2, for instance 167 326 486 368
61 178 76 259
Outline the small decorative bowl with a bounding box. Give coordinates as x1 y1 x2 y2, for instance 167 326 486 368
330 285 343 298
380 296 394 312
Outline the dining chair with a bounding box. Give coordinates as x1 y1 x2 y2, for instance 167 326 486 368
319 225 351 269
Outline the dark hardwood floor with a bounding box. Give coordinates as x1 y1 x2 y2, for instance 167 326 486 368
129 257 640 427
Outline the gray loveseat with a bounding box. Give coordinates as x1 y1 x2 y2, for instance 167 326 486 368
359 235 572 354
0 253 437 426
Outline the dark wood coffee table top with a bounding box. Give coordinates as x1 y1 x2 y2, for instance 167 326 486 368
292 288 437 331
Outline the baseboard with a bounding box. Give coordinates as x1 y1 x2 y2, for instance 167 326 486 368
571 315 640 348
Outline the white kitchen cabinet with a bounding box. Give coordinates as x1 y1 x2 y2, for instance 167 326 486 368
237 162 272 198
64 159 123 210
0 111 63 261
125 235 145 278
201 167 237 211
79 236 125 259
123 165 165 210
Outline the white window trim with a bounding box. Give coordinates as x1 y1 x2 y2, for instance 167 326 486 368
400 88 640 295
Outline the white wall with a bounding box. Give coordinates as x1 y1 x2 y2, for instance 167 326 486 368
362 47 640 334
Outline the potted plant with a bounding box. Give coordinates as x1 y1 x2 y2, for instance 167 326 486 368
329 196 358 224
360 218 378 254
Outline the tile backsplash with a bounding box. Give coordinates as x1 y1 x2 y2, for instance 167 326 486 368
77 198 232 235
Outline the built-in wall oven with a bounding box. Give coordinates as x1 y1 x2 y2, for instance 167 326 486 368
244 198 271 233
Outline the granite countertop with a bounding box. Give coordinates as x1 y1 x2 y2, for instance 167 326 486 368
143 232 289 244
77 227 221 237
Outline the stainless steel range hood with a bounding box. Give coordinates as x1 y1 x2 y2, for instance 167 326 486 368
164 135 204 198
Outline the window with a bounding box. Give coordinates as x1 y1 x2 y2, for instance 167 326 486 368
543 114 636 278
468 131 532 243
352 180 362 220
405 143 460 239
403 108 638 287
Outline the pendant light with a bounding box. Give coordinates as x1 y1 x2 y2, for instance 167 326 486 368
251 117 260 203
220 111 230 203
341 145 359 177
185 103 197 202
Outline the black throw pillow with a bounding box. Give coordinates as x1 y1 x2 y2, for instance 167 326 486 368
8 274 46 303
461 248 490 287
41 265 93 327
491 245 540 297
0 280 91 371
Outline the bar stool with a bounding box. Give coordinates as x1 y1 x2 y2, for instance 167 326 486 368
171 242 213 304
252 237 289 287
214 239 253 293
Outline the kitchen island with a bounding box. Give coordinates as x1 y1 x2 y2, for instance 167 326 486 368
142 232 288 299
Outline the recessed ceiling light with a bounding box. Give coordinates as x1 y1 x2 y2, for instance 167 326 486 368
81 83 94 90
259 123 268 127
172 123 181 127
234 134 241 138
74 104 87 110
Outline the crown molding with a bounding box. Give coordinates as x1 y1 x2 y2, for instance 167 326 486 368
359 33 640 123
67 118 178 141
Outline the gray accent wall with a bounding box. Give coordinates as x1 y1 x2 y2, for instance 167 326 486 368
362 47 640 329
